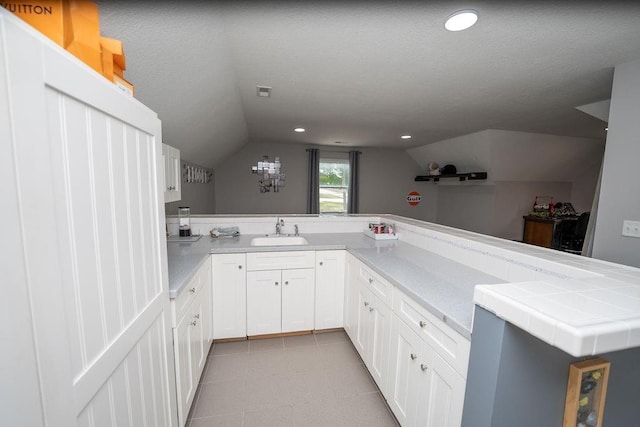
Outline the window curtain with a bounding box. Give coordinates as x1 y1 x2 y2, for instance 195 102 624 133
348 150 360 214
307 148 320 214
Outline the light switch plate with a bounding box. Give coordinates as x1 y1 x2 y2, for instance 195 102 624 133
622 220 640 238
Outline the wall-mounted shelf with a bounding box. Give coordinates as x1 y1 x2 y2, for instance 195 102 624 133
415 172 487 182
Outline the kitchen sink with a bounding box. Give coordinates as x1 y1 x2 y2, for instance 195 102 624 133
250 235 309 246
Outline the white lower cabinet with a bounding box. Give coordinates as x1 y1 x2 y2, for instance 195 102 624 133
212 253 246 339
344 253 392 395
247 268 315 335
315 250 346 330
344 253 467 427
171 259 212 427
388 315 465 427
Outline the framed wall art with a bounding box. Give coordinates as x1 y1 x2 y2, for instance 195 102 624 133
562 358 611 427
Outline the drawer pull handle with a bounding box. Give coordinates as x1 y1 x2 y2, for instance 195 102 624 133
194 314 200 319
319 261 323 266
238 265 243 269
190 320 197 327
368 307 374 312
275 282 279 286
285 281 289 285
189 287 196 294
364 301 370 307
420 364 428 371
368 278 373 284
410 353 418 361
419 321 427 328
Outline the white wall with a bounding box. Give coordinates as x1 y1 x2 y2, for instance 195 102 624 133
214 141 436 219
593 58 640 267
407 129 604 240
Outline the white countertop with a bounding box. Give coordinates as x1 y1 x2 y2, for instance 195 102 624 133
166 232 503 339
474 273 640 356
166 215 640 356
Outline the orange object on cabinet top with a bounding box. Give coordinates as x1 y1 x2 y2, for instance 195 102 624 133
100 36 126 81
100 36 126 69
3 0 102 74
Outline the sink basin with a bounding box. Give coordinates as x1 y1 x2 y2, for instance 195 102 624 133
250 236 309 246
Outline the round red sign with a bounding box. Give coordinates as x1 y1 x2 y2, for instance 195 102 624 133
407 191 421 206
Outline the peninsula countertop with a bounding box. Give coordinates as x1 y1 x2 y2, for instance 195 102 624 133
166 232 504 338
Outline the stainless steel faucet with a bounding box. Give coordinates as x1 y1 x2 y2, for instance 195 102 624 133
275 217 284 235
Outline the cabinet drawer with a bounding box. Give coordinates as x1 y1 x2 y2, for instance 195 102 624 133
393 287 470 378
172 259 208 326
246 251 315 271
358 263 393 308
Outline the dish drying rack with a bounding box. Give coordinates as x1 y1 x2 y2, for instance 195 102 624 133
210 226 240 238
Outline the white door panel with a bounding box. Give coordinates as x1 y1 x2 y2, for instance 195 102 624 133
1 11 177 425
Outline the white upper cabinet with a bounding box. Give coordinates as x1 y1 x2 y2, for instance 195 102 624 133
162 142 181 203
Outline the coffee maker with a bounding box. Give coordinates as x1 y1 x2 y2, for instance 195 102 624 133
178 207 191 237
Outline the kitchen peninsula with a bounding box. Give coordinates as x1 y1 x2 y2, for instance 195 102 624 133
166 214 640 426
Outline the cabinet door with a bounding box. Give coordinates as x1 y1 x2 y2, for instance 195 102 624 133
416 343 466 427
199 260 213 347
343 255 360 339
282 268 315 333
191 284 211 382
353 281 371 358
315 250 346 330
368 295 392 397
247 270 282 336
162 143 181 203
388 316 422 427
174 313 195 426
212 254 246 339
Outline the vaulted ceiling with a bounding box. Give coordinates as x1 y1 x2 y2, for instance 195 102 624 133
96 1 640 168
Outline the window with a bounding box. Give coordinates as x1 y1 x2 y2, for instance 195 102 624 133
319 159 350 214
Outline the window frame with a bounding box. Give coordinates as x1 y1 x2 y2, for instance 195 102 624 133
319 158 350 215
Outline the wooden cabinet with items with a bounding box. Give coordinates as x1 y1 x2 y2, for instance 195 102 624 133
246 251 316 336
170 259 212 427
162 142 181 203
315 250 346 330
212 253 247 339
344 253 394 395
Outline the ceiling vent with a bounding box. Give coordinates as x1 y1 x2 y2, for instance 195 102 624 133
256 85 272 97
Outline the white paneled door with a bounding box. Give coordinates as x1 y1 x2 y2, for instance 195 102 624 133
1 11 176 426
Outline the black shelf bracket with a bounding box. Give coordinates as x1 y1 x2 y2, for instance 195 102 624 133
414 172 487 182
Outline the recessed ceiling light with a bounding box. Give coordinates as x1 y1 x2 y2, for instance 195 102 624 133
445 10 478 32
401 135 412 140
294 128 305 133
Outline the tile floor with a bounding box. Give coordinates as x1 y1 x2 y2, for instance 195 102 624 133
187 331 399 426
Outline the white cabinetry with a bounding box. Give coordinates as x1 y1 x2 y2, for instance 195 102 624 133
171 260 212 427
315 250 346 330
387 286 468 427
162 142 181 203
388 315 465 427
212 253 247 339
344 254 393 395
246 251 315 336
1 11 176 425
